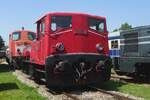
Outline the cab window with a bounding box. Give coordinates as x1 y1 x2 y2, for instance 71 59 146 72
12 32 20 41
51 16 72 32
28 32 36 41
39 21 45 35
9 34 11 40
41 22 45 34
88 18 105 33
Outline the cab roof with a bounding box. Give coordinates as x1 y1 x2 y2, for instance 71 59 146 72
36 12 106 23
9 30 36 35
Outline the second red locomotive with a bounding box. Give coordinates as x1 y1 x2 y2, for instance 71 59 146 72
10 12 112 87
8 29 36 68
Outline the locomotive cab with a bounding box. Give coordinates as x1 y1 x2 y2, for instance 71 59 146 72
30 12 112 87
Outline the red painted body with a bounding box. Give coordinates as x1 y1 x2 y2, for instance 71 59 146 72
8 12 111 87
9 30 36 58
30 12 109 65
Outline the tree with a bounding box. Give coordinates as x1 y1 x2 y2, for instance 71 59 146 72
119 22 132 30
0 35 4 49
113 29 119 32
112 22 132 32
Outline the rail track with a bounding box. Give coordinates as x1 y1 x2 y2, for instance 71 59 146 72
111 74 150 86
38 79 140 100
111 74 133 82
14 70 143 100
88 86 136 100
62 92 80 100
111 74 133 80
48 88 80 100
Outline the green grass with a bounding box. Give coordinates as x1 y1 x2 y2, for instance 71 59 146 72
99 80 150 100
0 64 46 100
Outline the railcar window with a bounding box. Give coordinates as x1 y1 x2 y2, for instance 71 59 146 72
28 32 36 41
12 32 20 41
111 40 118 48
88 18 105 33
114 40 118 48
51 16 72 32
147 31 150 34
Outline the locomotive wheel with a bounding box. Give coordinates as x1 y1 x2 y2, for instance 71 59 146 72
34 69 41 83
5 56 10 65
45 61 56 88
103 66 111 81
134 63 141 82
22 62 26 73
28 64 35 78
46 60 67 88
9 62 15 71
103 60 112 81
148 74 150 83
28 64 41 83
23 62 29 74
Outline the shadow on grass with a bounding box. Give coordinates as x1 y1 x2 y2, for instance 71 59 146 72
0 83 19 91
0 64 11 73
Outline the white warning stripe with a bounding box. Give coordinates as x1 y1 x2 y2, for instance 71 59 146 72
120 41 150 45
121 35 150 41
88 30 106 38
50 29 72 36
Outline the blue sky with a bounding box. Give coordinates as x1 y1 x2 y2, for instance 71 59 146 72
0 0 150 45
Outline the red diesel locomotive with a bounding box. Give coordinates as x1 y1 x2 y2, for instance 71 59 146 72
8 29 36 68
11 12 112 87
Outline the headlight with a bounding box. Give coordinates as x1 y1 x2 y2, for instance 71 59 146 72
96 43 104 52
56 43 65 52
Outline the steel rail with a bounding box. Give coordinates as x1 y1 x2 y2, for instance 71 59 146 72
111 75 133 80
62 92 80 100
49 89 79 100
88 86 135 100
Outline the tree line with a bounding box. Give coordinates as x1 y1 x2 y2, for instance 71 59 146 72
0 35 4 50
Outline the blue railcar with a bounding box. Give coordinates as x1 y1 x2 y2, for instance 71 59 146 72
108 31 120 69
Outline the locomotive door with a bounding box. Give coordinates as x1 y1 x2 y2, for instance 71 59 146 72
9 34 14 57
37 19 46 64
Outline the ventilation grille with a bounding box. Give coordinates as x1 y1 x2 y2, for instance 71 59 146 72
122 32 138 54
